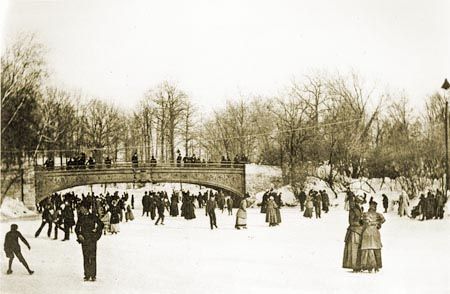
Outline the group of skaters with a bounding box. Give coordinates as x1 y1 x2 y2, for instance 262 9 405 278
6 183 448 281
35 191 134 239
260 189 283 226
298 189 331 218
410 190 447 220
140 188 250 229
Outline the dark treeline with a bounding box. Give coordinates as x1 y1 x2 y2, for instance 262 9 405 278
1 34 446 198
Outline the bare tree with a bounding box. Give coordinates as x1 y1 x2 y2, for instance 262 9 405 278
1 33 47 166
83 99 124 162
149 81 187 162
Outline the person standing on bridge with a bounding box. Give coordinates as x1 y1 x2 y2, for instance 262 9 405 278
205 195 218 230
4 224 34 275
132 152 139 168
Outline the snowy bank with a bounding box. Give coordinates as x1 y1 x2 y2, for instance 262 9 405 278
0 197 37 221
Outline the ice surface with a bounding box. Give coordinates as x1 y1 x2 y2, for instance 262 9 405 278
1 201 449 294
1 165 449 293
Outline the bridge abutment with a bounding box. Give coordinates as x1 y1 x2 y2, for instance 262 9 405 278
1 167 37 210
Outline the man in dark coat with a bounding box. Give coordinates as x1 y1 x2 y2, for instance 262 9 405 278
205 195 218 230
260 191 269 213
142 192 150 217
62 202 75 241
75 206 104 281
321 190 330 213
227 197 234 215
132 152 139 168
314 191 322 218
382 194 389 213
435 190 445 219
149 194 157 220
4 224 34 275
35 203 53 238
155 197 167 225
299 190 306 211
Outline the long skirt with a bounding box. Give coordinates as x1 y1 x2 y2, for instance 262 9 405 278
235 209 247 228
101 215 110 233
110 223 120 233
184 204 196 220
170 203 179 216
125 211 134 221
342 230 361 270
303 207 313 218
275 208 281 224
260 204 267 214
359 249 382 271
266 208 277 224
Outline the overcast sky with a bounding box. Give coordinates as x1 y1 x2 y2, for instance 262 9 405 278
1 0 449 113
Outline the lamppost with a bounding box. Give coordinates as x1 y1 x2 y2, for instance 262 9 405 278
442 78 450 197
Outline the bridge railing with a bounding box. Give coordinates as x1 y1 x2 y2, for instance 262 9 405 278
35 161 246 172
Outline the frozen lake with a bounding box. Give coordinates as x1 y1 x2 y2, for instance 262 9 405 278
1 206 449 294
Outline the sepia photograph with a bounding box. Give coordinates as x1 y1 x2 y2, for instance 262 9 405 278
1 1 449 293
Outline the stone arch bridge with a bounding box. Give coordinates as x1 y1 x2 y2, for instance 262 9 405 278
26 163 246 206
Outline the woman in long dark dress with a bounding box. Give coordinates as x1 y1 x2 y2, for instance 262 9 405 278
170 193 179 216
342 196 364 272
265 197 278 227
109 200 121 234
184 197 196 220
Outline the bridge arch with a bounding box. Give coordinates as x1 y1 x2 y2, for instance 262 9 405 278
34 164 246 203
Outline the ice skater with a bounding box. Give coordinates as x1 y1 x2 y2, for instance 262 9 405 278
155 197 167 225
75 206 104 281
226 197 233 215
360 201 386 272
205 195 218 229
35 203 53 238
4 224 34 275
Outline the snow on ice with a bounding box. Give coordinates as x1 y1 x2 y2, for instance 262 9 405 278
0 198 37 221
1 201 450 293
1 164 449 293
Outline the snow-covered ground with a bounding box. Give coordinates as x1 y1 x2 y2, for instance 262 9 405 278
0 198 37 221
1 202 449 294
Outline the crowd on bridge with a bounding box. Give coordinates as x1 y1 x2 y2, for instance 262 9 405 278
41 152 249 170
